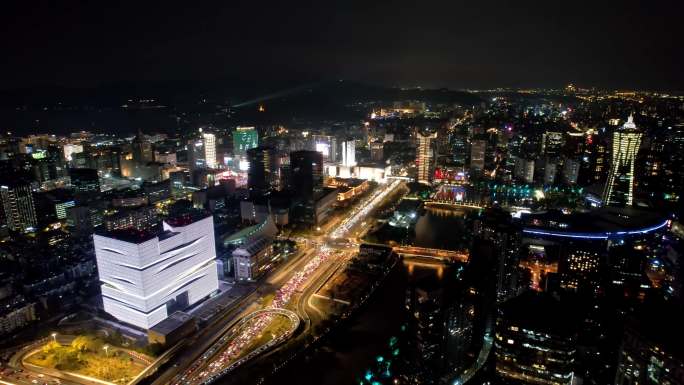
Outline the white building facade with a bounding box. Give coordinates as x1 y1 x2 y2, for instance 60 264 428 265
341 139 356 167
94 215 219 329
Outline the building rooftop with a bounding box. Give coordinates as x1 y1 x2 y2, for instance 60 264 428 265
164 210 212 228
521 207 668 239
499 291 577 336
148 311 195 335
233 235 273 257
95 227 160 243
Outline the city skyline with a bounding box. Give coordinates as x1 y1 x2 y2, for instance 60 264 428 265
0 3 683 385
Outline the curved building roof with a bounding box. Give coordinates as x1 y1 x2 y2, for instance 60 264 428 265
521 207 669 240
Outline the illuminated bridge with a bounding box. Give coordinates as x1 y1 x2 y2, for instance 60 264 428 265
424 200 485 210
393 246 469 263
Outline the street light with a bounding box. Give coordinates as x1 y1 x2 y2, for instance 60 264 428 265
51 332 57 342
103 345 109 357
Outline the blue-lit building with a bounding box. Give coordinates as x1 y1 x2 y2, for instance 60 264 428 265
520 207 669 293
520 207 668 243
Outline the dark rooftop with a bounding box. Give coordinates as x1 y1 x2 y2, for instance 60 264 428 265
95 226 160 243
149 311 195 335
164 209 212 227
521 207 667 235
499 291 577 336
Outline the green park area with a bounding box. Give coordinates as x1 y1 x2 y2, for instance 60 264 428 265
25 336 147 383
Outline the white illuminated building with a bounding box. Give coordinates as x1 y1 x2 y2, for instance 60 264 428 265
202 133 217 169
602 115 642 206
313 135 337 162
63 143 84 161
341 139 356 167
94 214 219 329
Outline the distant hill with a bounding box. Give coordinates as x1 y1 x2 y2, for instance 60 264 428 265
0 80 482 134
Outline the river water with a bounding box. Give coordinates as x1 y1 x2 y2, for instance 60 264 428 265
413 207 470 250
253 207 468 385
260 263 446 385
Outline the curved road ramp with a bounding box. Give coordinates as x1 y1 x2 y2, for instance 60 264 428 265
172 308 300 385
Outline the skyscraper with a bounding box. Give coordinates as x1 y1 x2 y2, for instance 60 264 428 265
541 131 564 158
312 134 337 163
0 178 37 232
563 157 581 185
247 146 277 195
470 139 486 174
416 129 437 184
341 138 356 167
131 129 153 164
290 150 323 201
451 133 467 167
233 126 259 157
202 133 217 169
513 157 535 184
603 115 642 206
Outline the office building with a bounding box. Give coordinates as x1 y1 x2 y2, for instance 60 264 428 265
202 133 217 169
416 129 438 184
559 246 601 292
232 236 275 281
233 126 259 157
544 158 558 185
495 292 577 385
69 168 100 194
247 146 277 195
370 140 383 162
542 131 564 158
603 115 642 206
103 206 158 232
514 157 535 184
312 134 337 162
0 179 37 232
341 138 356 167
563 158 580 185
187 138 205 171
451 133 467 167
132 130 154 164
470 139 486 174
475 208 521 301
290 150 323 201
94 212 219 329
63 143 84 162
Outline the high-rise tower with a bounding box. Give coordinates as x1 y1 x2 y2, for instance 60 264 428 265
603 115 642 206
416 129 438 184
233 126 259 157
202 133 216 169
0 178 37 232
341 139 356 167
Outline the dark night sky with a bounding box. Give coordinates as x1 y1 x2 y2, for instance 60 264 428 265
1 0 683 91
